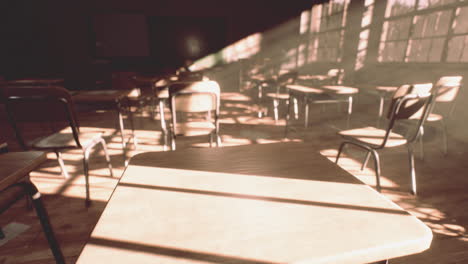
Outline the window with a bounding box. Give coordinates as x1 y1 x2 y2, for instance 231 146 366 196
355 0 375 70
299 0 349 64
379 0 468 62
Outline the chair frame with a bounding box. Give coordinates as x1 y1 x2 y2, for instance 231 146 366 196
1 180 65 263
5 92 113 206
265 71 298 123
419 76 463 157
335 85 434 195
165 81 221 150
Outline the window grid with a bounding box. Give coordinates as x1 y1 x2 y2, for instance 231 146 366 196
303 0 349 63
379 0 468 62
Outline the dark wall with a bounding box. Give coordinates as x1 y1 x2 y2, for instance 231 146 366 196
0 0 317 87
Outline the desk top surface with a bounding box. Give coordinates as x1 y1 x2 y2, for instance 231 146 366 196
77 143 432 264
72 90 133 103
356 85 399 95
0 151 46 189
5 78 64 85
287 84 358 95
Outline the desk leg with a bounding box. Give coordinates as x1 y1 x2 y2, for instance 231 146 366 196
159 100 167 131
257 84 263 118
128 105 137 149
285 94 292 138
346 96 353 128
117 108 126 150
377 96 384 127
293 97 299 120
304 100 309 128
21 182 66 264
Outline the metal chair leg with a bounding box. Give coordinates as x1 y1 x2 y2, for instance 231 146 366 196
335 142 348 164
82 149 91 207
21 182 66 264
293 97 299 120
209 133 214 147
257 84 263 118
171 133 176 151
408 144 417 195
127 106 138 150
54 151 69 179
346 96 353 128
117 109 126 150
159 100 167 131
216 134 221 147
273 99 279 123
418 126 425 160
361 151 371 171
370 149 382 192
441 119 448 155
285 94 292 138
377 96 384 128
304 101 310 128
99 138 113 177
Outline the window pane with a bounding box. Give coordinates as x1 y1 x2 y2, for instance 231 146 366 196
428 37 445 61
383 17 412 41
331 0 347 14
418 0 457 10
447 35 466 61
461 40 468 61
413 11 451 38
385 0 417 17
379 40 407 61
361 5 374 27
453 6 468 34
407 39 428 61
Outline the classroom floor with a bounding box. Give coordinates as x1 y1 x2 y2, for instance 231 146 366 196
1 90 467 264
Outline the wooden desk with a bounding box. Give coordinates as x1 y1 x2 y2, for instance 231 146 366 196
0 151 46 189
357 85 399 127
286 84 358 128
77 143 432 264
0 151 65 263
72 90 136 150
6 78 64 87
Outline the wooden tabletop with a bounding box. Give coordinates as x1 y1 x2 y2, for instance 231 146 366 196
321 85 359 95
287 84 358 96
0 151 46 190
77 143 432 264
356 85 399 96
6 78 64 86
72 90 133 104
297 74 330 81
287 84 325 94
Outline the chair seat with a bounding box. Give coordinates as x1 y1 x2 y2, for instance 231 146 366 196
338 126 407 147
427 113 443 122
174 121 216 136
287 84 324 94
0 151 46 191
31 131 103 150
266 93 289 100
156 88 169 99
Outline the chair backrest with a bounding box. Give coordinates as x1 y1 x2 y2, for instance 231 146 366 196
4 86 81 150
168 81 220 136
169 81 220 113
327 69 341 77
434 76 462 102
382 83 434 146
177 71 206 82
277 71 298 87
327 69 342 84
